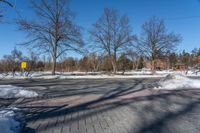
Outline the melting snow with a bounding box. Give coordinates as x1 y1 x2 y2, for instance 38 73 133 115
155 74 200 90
0 85 38 98
0 108 22 133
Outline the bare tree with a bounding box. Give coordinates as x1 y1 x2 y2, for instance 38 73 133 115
3 48 23 76
127 50 139 70
0 0 13 19
26 52 39 74
88 53 101 72
90 8 135 74
137 17 181 71
17 0 84 75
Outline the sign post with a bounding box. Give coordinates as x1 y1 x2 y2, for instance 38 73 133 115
21 61 27 77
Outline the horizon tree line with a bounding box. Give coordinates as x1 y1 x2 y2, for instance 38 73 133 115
0 47 200 75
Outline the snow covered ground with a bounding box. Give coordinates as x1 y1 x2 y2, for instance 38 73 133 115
0 85 38 99
0 70 200 79
155 74 200 90
0 108 22 133
1 70 199 79
29 71 166 79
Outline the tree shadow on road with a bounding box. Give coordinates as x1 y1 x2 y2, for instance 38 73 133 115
15 79 200 133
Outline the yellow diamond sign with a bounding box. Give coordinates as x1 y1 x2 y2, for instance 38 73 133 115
21 62 27 69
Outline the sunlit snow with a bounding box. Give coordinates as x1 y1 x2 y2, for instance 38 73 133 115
155 74 200 90
0 85 38 98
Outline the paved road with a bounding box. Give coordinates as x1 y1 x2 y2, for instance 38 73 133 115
0 78 200 133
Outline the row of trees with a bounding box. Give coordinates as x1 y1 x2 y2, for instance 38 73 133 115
0 48 199 74
0 48 135 74
1 0 198 74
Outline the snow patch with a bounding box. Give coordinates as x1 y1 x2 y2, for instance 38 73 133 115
0 108 22 133
0 85 38 98
155 74 200 90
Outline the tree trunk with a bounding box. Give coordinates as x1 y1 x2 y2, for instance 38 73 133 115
111 60 117 74
52 0 58 75
132 62 135 70
112 53 117 74
52 48 57 75
151 59 156 74
152 44 157 73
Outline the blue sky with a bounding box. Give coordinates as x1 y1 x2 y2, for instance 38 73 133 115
0 0 200 58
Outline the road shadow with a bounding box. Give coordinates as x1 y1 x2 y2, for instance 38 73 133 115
2 79 200 133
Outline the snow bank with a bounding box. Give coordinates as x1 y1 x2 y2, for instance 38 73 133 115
0 70 200 80
59 75 165 79
155 74 200 90
0 85 38 98
0 108 22 133
29 71 165 79
123 70 153 75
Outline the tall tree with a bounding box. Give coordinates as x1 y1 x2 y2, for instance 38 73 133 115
137 17 181 71
17 0 84 75
90 8 135 73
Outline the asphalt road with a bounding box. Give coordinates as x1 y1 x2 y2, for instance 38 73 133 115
0 78 200 133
